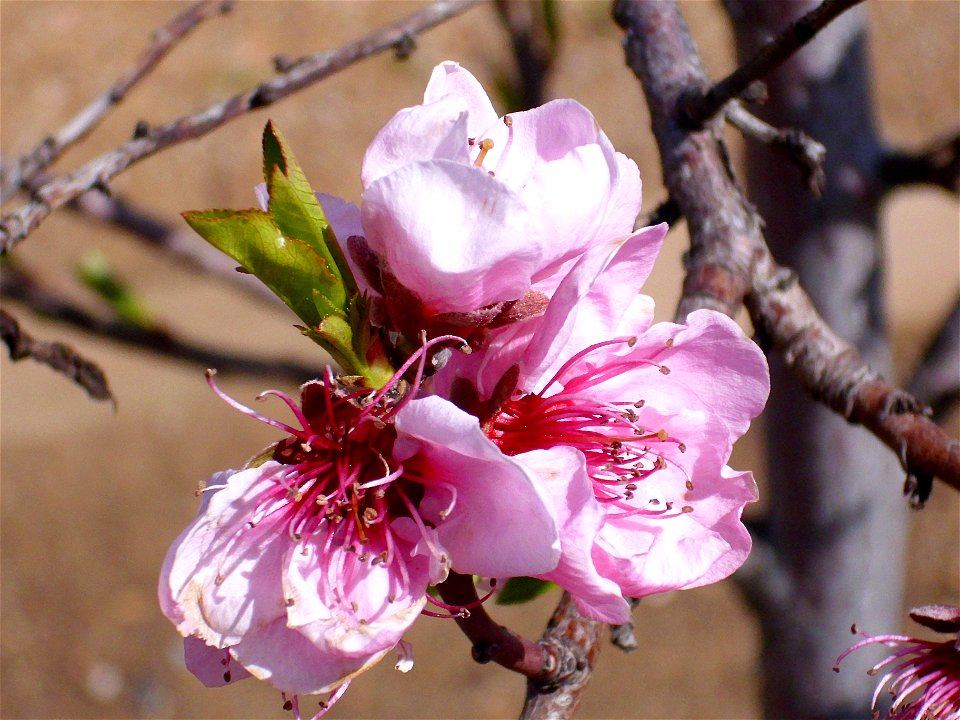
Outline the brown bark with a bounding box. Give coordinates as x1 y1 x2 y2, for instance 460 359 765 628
727 1 908 715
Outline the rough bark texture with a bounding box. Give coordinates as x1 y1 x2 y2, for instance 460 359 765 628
727 2 907 716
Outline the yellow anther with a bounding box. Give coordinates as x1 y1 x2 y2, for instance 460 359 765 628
473 138 495 167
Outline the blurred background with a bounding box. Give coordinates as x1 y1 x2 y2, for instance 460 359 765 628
1 2 957 718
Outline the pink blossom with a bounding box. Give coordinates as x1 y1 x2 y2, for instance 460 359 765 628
434 229 769 619
834 605 960 720
159 354 561 708
346 61 644 342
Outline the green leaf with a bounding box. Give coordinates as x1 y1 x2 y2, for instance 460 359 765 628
496 577 556 605
262 120 287 179
262 122 357 298
182 208 340 330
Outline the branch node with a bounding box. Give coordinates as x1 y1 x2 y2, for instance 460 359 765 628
248 86 272 110
132 120 152 140
392 32 416 61
272 54 295 73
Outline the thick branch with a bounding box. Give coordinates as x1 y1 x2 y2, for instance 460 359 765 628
614 0 959 497
680 0 865 127
520 593 604 720
1 265 319 384
878 131 960 195
0 0 232 204
0 307 114 403
0 0 481 253
746 263 957 500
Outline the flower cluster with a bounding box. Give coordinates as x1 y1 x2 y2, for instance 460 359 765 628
160 62 769 718
834 605 960 720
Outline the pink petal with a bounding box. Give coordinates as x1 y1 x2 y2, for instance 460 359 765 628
520 223 668 392
361 160 541 312
422 61 499 137
281 532 434 630
599 309 770 458
392 396 560 578
594 466 758 597
518 447 630 624
159 463 290 647
361 95 472 188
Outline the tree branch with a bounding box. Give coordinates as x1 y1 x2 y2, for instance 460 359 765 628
639 196 682 229
436 572 550 678
0 0 233 204
436 572 606 720
680 0 865 127
0 0 482 253
0 307 114 403
609 597 642 652
614 0 959 500
1 264 319 384
520 593 604 720
878 130 960 196
725 100 826 196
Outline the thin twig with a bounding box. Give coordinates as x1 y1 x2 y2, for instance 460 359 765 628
725 100 826 195
0 0 233 204
878 131 960 196
0 307 114 403
907 297 960 426
437 573 607 720
436 572 551 679
1 264 320 384
615 0 959 499
0 0 483 253
679 0 866 127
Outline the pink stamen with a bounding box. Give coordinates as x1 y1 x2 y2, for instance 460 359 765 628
206 370 303 437
539 336 636 395
491 115 514 176
309 681 351 720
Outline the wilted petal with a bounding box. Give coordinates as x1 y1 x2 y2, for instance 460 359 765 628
230 615 405 696
160 464 288 647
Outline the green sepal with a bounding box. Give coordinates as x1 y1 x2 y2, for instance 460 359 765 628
496 577 556 605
